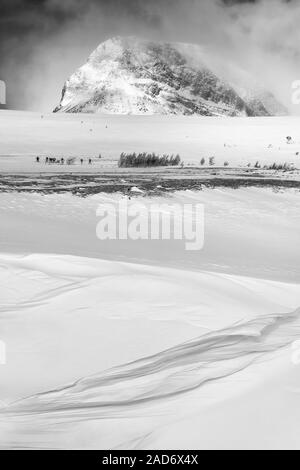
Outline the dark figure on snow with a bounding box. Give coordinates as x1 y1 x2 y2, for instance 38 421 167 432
36 157 40 163
80 159 84 165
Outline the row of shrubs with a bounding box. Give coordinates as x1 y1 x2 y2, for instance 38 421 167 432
264 162 295 171
118 152 181 168
253 161 294 171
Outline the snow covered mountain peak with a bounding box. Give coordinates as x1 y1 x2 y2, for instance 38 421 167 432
89 36 132 62
54 36 287 116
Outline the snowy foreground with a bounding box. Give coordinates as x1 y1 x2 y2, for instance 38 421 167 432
0 188 300 449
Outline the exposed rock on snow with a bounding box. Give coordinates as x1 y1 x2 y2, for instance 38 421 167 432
54 37 287 117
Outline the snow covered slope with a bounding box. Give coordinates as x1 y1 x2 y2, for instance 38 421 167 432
0 253 300 449
0 188 299 449
54 37 287 117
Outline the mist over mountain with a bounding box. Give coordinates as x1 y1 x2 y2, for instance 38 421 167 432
1 1 298 112
54 37 287 117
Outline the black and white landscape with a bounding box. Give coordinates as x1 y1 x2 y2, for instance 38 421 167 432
0 0 300 451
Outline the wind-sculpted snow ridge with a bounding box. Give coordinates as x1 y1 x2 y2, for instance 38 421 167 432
3 308 300 417
1 308 300 449
54 36 287 116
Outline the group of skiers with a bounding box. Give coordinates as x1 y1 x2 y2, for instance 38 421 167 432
36 157 93 165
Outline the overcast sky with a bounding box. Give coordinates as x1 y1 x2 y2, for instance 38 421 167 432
0 0 299 112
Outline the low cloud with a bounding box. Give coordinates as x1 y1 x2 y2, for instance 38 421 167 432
0 0 299 113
